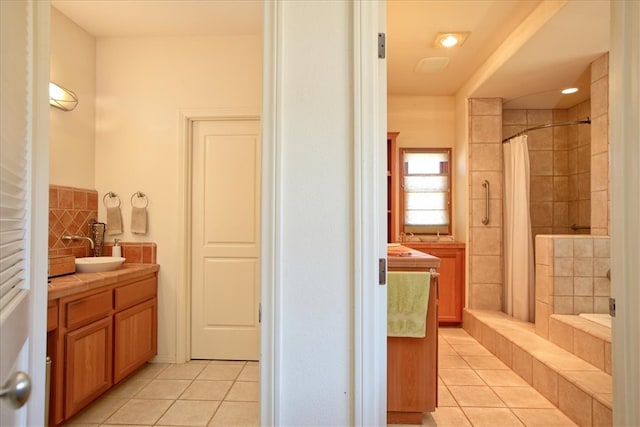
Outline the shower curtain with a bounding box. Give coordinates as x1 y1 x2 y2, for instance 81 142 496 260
503 135 534 322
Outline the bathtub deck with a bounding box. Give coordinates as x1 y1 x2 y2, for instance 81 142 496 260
463 309 612 427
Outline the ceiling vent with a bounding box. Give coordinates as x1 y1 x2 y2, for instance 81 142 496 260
415 57 450 73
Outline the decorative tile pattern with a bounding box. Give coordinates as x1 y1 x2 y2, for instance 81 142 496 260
49 185 99 258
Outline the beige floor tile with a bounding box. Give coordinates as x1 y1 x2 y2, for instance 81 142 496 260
208 401 259 427
422 406 471 426
104 398 173 425
102 425 152 427
439 354 470 369
135 379 191 399
450 343 492 356
65 396 128 424
462 407 524 427
438 343 456 355
156 400 220 426
237 365 259 382
511 408 578 426
209 360 247 365
475 369 529 386
437 384 458 407
447 385 505 407
246 361 259 366
492 386 555 408
180 380 233 400
226 381 260 402
462 355 509 370
129 362 169 380
156 362 207 380
65 424 99 427
108 378 152 398
198 364 244 381
439 368 485 386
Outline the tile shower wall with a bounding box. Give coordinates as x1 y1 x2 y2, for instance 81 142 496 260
590 53 610 236
49 185 98 258
502 103 591 239
468 98 503 310
534 234 610 338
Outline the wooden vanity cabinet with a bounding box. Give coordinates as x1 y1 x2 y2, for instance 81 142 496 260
113 277 157 383
403 242 465 325
65 316 113 416
48 273 157 425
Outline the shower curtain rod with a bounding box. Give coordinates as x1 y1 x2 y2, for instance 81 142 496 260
502 118 591 143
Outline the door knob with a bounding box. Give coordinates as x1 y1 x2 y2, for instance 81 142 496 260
0 371 31 409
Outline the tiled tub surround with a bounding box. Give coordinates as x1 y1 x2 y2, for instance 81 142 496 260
534 234 611 340
464 309 612 427
49 185 98 258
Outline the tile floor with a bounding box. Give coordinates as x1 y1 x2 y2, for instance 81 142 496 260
63 360 259 427
63 328 576 427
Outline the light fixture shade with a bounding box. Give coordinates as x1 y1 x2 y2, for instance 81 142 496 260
49 82 78 111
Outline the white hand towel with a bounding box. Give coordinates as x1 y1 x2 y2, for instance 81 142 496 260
107 206 123 235
131 206 147 234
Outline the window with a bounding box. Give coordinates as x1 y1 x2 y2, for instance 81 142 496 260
399 148 452 235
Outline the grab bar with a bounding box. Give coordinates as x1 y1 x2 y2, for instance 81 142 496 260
482 180 490 225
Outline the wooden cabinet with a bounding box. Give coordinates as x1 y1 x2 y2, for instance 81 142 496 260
48 273 157 425
403 242 465 325
65 316 113 416
387 132 399 243
114 298 157 383
387 247 440 424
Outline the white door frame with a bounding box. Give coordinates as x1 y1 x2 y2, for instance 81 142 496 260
176 109 261 364
260 1 386 424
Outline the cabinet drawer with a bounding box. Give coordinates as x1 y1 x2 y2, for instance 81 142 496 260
48 300 58 331
115 277 156 311
65 290 113 330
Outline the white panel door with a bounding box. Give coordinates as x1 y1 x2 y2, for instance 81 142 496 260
191 119 261 360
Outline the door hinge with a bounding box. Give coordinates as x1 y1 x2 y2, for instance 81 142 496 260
259 303 262 323
609 298 616 317
379 258 386 285
378 33 386 59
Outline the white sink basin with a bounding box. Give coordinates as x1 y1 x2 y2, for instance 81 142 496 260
75 257 125 273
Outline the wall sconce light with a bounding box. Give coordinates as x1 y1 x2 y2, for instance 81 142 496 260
49 82 78 111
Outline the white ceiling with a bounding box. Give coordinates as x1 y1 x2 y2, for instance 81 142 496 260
51 0 610 110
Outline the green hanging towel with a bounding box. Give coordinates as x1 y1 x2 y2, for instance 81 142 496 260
387 271 431 338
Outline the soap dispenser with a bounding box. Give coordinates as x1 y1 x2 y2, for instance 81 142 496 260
112 239 122 258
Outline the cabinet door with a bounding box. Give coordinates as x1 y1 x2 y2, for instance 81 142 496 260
65 317 113 418
429 248 465 324
113 298 157 384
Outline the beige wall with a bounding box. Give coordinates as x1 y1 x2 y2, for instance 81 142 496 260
94 35 261 362
50 7 96 188
387 96 456 238
96 35 261 362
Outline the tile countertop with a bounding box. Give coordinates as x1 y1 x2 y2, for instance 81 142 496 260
387 245 441 270
48 263 160 300
401 240 466 249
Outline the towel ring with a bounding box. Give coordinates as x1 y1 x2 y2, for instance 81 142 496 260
103 192 121 208
130 191 149 209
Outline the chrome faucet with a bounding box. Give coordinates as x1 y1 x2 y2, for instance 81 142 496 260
61 235 95 250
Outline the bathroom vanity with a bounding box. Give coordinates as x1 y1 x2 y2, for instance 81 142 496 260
387 246 440 424
47 264 159 425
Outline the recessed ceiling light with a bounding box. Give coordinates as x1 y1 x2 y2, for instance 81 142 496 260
433 32 469 48
561 87 579 94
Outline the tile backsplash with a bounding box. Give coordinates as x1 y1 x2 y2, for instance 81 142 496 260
49 185 157 264
49 185 98 258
